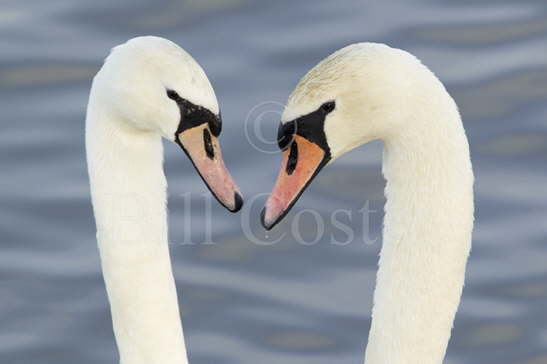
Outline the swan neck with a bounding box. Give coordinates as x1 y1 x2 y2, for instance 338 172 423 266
364 112 474 364
86 105 188 364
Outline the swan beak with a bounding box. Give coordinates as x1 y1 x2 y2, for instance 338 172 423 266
176 124 243 212
261 135 329 230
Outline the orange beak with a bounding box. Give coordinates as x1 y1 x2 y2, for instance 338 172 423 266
176 124 243 212
261 135 329 230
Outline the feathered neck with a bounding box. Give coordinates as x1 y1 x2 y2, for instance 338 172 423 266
86 98 189 364
364 97 474 364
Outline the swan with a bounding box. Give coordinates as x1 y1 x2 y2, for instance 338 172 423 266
261 43 474 364
86 36 243 364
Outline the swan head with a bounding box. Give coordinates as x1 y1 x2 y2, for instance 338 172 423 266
262 43 431 229
92 36 242 212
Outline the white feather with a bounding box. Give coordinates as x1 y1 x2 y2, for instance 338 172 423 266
283 43 474 364
86 36 220 364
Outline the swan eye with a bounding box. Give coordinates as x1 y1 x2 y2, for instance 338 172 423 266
321 101 336 114
166 89 179 100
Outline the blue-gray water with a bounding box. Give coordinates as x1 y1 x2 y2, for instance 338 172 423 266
1 1 547 363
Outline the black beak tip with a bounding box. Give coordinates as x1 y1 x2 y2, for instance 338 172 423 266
260 207 274 231
230 192 243 213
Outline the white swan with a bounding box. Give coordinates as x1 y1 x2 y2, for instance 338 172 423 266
262 43 474 364
86 36 242 364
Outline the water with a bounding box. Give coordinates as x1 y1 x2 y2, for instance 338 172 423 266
1 1 547 363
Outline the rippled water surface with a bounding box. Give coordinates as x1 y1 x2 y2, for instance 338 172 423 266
1 1 547 363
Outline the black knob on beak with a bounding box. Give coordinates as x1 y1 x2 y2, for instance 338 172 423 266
277 120 296 150
209 114 222 137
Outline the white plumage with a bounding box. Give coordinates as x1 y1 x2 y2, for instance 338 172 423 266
274 43 474 364
86 36 238 364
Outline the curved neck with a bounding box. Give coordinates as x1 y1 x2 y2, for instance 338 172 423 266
364 106 474 364
86 104 188 364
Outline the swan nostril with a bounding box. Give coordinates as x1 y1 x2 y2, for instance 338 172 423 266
203 128 214 159
286 140 298 175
